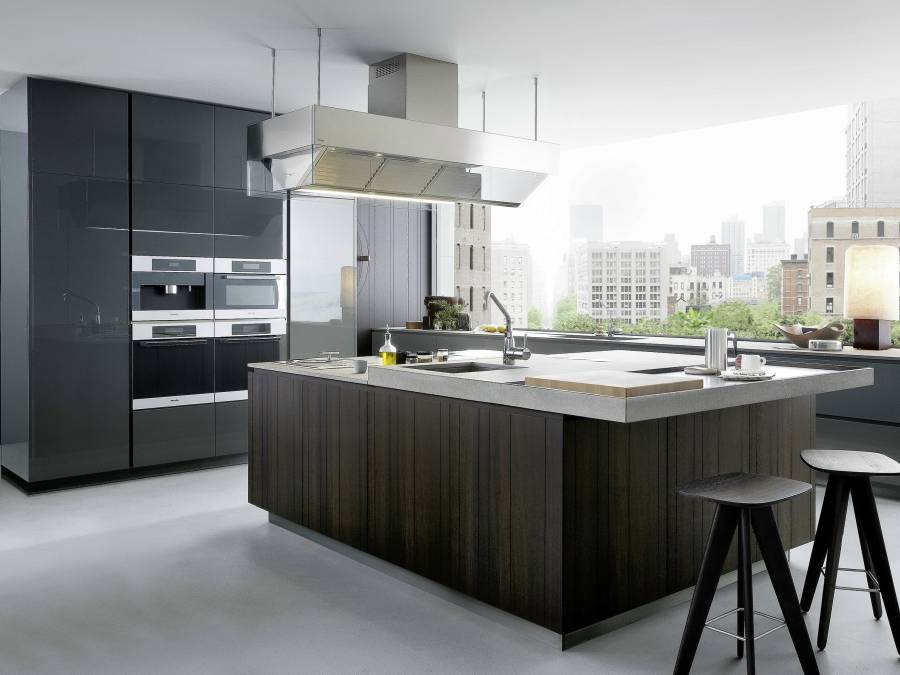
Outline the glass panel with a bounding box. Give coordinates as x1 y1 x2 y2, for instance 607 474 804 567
289 196 356 358
224 281 276 307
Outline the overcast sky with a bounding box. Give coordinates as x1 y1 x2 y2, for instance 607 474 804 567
491 104 848 310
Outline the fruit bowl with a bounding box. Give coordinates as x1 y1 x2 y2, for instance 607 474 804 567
772 321 845 348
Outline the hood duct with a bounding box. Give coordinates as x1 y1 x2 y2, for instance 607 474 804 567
247 53 558 207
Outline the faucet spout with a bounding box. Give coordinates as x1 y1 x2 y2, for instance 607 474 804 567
487 290 531 366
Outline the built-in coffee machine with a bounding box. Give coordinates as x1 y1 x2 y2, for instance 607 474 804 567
131 256 214 321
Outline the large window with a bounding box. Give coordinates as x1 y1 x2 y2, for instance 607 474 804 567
450 102 899 345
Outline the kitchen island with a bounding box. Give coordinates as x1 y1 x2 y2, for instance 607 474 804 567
247 351 872 648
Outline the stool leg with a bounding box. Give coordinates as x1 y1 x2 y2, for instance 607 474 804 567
800 474 840 613
818 476 850 650
851 477 900 655
751 506 820 675
674 505 739 675
737 517 745 659
738 508 755 674
855 509 883 620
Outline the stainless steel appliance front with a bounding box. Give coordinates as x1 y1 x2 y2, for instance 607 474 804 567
214 319 287 401
132 321 215 409
131 256 214 321
212 258 286 319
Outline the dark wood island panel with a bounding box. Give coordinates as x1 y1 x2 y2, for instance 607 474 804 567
249 368 814 643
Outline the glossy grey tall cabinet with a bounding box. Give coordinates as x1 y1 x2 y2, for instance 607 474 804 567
0 78 131 483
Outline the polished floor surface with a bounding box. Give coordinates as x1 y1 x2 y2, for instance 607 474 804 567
1 465 898 674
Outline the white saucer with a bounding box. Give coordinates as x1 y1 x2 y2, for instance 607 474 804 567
684 366 720 375
720 369 775 381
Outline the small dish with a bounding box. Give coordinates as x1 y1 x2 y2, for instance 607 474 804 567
684 366 720 375
720 369 775 382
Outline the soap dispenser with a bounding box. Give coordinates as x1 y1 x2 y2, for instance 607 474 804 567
379 326 398 365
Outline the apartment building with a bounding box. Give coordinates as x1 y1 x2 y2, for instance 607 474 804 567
808 205 900 316
454 203 492 325
746 240 791 274
690 238 731 276
490 238 532 328
780 254 810 316
571 241 668 325
721 216 746 274
847 100 900 207
668 266 730 312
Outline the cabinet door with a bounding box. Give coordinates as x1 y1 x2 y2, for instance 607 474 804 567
132 94 214 186
132 181 214 257
215 400 249 456
214 188 285 259
133 404 215 466
214 106 271 191
29 79 129 179
30 172 130 481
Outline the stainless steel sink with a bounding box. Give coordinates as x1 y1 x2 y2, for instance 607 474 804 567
403 361 518 374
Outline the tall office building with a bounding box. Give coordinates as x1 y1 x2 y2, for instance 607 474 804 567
454 203 492 325
808 204 900 316
571 241 668 325
780 254 810 316
746 240 790 274
720 216 746 274
690 237 731 276
847 100 900 207
763 201 786 242
569 204 604 242
490 239 532 328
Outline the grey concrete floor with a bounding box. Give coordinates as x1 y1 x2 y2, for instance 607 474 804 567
1 466 899 674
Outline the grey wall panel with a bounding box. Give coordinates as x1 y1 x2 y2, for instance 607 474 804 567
356 199 432 355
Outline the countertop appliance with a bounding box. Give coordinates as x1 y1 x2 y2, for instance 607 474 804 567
212 257 286 319
214 318 287 402
131 256 214 321
132 321 215 409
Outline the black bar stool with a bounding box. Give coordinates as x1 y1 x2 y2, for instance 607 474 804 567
674 472 819 675
799 449 900 653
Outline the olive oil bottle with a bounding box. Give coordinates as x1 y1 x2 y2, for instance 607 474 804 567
379 326 398 365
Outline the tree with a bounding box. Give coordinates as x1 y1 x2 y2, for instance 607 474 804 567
766 264 782 304
552 294 597 332
708 301 755 334
527 307 544 330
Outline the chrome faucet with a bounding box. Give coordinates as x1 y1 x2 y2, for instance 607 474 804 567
487 291 531 365
63 290 102 326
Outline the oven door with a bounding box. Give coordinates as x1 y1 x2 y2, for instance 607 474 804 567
132 323 215 409
213 274 286 319
214 319 286 401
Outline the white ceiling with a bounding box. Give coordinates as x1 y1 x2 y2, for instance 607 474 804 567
3 0 900 147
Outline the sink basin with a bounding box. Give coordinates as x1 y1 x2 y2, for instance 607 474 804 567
403 361 518 374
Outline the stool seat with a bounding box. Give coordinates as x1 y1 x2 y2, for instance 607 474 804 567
801 449 900 476
677 472 812 507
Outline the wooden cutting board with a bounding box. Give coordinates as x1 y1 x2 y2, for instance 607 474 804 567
524 370 704 397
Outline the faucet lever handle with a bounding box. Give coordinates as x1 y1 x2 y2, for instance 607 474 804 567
522 333 528 349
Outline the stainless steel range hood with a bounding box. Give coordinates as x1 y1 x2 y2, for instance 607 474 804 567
247 54 558 207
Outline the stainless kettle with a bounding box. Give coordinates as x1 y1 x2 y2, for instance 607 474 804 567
704 327 737 373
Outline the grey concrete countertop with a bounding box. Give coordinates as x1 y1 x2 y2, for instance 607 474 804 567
251 350 873 423
372 327 900 361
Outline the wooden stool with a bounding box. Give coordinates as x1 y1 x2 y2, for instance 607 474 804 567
799 449 900 653
674 472 819 675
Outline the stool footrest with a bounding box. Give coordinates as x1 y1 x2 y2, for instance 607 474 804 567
820 565 881 593
704 607 786 642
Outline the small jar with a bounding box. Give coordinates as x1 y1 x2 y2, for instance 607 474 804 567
416 351 433 363
405 352 418 364
436 348 449 362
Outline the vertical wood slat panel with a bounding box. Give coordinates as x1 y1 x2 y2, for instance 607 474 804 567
273 374 298 522
544 416 564 633
509 412 547 625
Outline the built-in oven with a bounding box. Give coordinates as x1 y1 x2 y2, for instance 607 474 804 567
132 321 215 409
214 319 287 401
213 258 286 319
132 256 214 321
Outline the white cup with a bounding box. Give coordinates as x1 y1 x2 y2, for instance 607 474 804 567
740 354 766 373
350 359 368 374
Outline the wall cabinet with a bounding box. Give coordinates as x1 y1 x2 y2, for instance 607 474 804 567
214 106 271 191
213 188 285 259
132 181 215 257
132 94 215 186
29 172 130 481
29 79 129 180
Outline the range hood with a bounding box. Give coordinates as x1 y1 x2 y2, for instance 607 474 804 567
247 54 558 207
